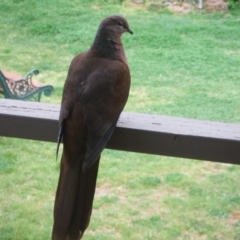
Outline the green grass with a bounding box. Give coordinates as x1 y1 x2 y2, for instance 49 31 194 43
1 1 240 239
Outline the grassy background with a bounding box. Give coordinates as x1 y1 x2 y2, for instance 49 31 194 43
1 1 240 239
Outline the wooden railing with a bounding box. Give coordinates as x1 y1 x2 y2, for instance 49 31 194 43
0 99 240 165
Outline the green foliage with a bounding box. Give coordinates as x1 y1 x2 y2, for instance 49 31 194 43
0 1 240 239
228 0 240 10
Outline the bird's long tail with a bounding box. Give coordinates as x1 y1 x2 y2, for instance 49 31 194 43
52 150 100 240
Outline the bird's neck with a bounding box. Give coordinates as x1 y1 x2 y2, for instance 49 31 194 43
90 29 128 64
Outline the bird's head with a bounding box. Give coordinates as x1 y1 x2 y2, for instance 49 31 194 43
92 15 132 61
98 15 133 36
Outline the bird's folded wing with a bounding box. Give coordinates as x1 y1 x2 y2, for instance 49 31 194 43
83 120 117 171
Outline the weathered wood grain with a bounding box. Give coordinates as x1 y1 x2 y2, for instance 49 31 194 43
0 99 240 165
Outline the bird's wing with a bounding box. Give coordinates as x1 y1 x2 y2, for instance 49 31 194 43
83 119 118 171
56 52 86 157
57 55 130 170
80 60 130 171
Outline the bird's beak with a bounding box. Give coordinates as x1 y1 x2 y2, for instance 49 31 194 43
127 28 133 34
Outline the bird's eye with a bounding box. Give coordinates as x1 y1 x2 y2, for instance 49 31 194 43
118 21 123 27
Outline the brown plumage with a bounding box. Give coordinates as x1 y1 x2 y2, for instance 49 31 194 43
52 15 132 240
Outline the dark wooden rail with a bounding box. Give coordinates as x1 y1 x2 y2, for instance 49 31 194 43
0 99 240 165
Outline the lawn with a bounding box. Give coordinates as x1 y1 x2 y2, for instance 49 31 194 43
0 1 240 239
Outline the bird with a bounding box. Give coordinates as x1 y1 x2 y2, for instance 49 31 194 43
52 15 133 240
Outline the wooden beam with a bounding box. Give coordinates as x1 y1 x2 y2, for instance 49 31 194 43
1 99 240 165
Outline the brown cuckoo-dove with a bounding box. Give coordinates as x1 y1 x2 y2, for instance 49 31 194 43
52 15 132 240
